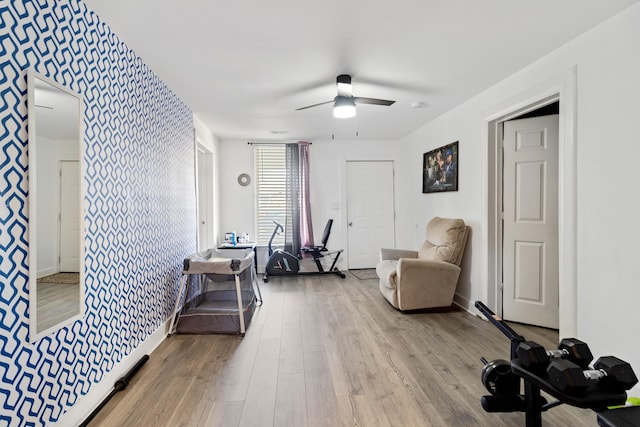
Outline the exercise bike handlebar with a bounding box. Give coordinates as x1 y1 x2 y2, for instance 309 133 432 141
268 220 285 256
272 220 284 234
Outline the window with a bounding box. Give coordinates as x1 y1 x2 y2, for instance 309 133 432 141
254 145 286 245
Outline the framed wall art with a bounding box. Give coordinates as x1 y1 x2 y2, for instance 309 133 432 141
422 141 458 193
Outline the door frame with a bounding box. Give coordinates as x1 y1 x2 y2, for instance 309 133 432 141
59 160 81 272
341 159 396 270
344 160 396 269
484 67 577 337
195 140 215 251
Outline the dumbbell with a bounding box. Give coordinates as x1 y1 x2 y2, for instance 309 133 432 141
546 356 639 394
516 338 593 371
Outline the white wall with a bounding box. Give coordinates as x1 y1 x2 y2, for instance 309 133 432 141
218 139 400 270
216 3 640 395
397 3 640 394
218 140 255 244
314 139 401 263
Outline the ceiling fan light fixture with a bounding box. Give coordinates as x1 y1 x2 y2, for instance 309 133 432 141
336 74 352 96
296 74 395 118
333 96 356 119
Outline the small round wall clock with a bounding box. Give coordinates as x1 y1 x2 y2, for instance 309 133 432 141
237 173 251 186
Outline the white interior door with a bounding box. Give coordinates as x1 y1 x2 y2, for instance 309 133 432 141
503 114 559 328
346 161 395 269
59 160 80 272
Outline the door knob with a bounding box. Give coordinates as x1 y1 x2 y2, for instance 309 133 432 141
348 222 353 226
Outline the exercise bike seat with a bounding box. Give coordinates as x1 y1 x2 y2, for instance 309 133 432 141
302 219 333 255
301 245 327 254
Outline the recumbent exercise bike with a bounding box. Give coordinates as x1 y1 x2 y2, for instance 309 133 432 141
263 219 346 282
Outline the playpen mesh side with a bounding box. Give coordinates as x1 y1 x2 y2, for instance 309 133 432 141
175 249 258 334
176 271 257 334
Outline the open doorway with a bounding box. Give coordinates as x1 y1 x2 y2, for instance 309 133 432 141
502 106 559 329
485 69 578 338
196 143 215 251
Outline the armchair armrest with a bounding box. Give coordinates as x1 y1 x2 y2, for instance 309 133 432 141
380 248 418 261
395 258 462 310
397 258 461 277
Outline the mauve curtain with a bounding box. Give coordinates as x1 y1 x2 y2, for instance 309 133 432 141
298 142 314 248
285 141 314 257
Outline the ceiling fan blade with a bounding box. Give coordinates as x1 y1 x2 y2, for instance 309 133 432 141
354 97 396 106
295 100 334 111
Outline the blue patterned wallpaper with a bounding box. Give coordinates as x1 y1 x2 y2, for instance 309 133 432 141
0 0 196 425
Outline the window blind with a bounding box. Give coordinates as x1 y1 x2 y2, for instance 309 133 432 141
255 145 286 245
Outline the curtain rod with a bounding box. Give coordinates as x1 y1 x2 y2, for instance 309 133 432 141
247 141 312 145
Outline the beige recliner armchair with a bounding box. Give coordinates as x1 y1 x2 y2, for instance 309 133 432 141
376 217 469 311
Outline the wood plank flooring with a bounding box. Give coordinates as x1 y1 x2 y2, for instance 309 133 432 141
37 280 80 331
88 272 596 426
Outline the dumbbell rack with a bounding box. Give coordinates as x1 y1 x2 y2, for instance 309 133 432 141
475 301 628 427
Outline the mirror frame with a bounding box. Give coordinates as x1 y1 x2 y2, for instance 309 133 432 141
27 69 85 342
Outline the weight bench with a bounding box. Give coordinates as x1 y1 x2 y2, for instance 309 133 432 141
475 301 639 427
598 406 640 426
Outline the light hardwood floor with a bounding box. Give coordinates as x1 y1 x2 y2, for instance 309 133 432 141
88 272 595 426
37 280 80 331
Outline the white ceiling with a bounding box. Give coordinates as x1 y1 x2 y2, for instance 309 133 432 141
34 75 81 140
82 0 638 142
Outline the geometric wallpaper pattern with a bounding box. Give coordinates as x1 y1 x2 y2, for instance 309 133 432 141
0 0 196 425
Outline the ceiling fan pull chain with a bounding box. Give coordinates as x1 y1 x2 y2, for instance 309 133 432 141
332 115 335 140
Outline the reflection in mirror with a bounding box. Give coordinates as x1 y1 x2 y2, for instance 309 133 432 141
28 70 84 341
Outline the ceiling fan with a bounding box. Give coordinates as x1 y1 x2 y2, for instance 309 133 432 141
296 74 395 119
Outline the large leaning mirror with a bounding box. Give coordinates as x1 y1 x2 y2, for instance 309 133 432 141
28 69 84 341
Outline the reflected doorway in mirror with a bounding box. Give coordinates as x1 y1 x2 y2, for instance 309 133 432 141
27 69 85 341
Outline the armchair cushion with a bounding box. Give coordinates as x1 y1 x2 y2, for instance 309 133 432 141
418 217 468 265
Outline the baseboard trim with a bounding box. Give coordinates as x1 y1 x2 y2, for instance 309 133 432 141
453 293 475 314
54 320 169 426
